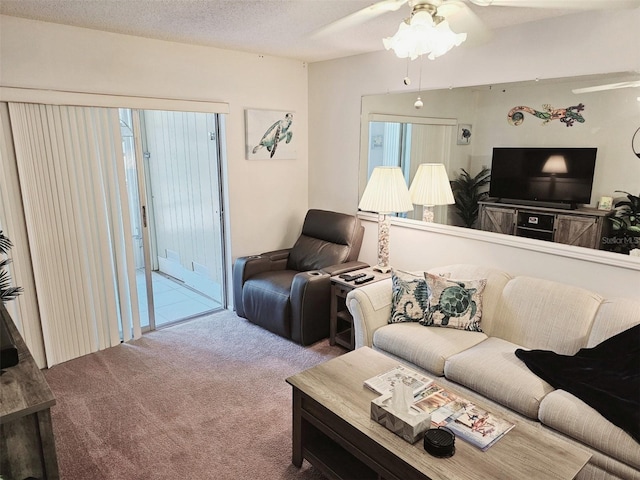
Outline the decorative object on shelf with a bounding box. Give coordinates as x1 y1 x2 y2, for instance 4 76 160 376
451 167 491 228
245 109 295 160
359 166 413 273
408 163 455 222
507 103 585 127
607 191 640 255
456 124 472 145
0 230 22 304
382 3 466 61
598 196 614 211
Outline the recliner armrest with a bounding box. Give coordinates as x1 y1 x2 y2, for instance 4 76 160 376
290 270 331 346
321 260 369 277
232 248 292 317
260 248 291 263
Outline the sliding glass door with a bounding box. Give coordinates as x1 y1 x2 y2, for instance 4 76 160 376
121 108 225 331
2 99 228 366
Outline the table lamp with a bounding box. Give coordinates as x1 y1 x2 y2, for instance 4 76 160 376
358 166 413 273
408 163 455 223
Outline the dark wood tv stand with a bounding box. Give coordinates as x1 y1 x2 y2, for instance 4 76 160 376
478 200 612 250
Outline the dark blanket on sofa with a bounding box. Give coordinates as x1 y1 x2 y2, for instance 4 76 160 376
515 324 640 443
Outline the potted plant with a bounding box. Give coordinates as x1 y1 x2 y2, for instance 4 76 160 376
1 230 22 303
1 230 22 368
607 191 640 254
451 167 491 229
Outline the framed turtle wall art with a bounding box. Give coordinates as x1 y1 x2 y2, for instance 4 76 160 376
245 108 296 160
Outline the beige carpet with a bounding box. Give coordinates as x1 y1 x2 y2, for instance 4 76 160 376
44 309 345 480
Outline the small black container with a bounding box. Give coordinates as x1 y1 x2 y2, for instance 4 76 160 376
423 427 455 458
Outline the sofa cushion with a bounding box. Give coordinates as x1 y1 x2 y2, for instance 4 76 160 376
444 337 555 419
539 390 640 470
588 298 640 348
390 269 430 323
491 276 603 355
373 323 487 376
422 273 486 332
426 264 511 336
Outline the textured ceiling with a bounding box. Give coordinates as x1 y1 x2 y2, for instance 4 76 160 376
0 0 633 62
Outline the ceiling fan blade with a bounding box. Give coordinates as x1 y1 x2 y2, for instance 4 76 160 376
438 1 492 46
468 0 640 9
311 0 408 38
572 81 640 94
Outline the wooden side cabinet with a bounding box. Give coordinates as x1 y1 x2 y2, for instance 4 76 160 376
1 304 59 480
478 201 611 250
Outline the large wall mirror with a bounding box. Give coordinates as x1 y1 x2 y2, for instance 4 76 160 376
359 71 640 256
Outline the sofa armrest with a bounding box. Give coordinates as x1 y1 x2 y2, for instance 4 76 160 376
346 278 393 349
232 248 292 317
321 260 369 277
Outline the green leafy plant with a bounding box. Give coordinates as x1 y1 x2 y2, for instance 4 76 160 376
451 167 491 228
1 230 23 303
607 191 640 254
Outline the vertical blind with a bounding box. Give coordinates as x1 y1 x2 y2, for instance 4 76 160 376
8 103 141 366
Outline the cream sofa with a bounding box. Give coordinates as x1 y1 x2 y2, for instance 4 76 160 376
346 264 639 480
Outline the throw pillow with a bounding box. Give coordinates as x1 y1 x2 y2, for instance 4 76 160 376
422 273 487 332
389 269 430 324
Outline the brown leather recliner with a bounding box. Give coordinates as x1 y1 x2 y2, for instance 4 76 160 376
233 209 366 346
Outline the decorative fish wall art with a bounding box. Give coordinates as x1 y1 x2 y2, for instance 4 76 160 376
508 103 585 127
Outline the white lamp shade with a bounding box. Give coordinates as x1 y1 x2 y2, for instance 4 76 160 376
359 166 414 214
542 155 569 174
408 163 455 206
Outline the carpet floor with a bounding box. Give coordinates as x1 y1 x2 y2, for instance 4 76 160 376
44 309 346 479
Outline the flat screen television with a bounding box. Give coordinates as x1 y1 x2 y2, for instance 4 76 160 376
489 147 597 209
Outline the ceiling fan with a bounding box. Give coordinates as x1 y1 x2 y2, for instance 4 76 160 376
314 0 640 50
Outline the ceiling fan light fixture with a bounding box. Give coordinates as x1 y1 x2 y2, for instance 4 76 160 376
382 7 467 60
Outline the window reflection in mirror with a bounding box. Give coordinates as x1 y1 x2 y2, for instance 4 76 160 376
367 115 457 224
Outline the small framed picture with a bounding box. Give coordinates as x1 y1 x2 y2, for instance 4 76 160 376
245 109 296 160
457 124 472 145
598 196 613 210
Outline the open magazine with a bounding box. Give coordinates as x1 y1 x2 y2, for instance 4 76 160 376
364 365 434 396
411 384 515 451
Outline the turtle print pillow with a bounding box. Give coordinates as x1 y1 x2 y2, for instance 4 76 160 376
389 269 430 324
421 273 487 332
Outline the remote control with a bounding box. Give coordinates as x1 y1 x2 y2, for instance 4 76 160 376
340 272 367 281
354 275 375 285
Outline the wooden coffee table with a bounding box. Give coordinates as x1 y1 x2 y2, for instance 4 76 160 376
286 347 590 480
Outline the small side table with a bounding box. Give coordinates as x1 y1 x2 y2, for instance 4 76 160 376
330 267 391 350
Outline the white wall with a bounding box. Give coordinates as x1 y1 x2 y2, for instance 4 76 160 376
0 14 310 267
358 216 640 300
309 9 640 298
